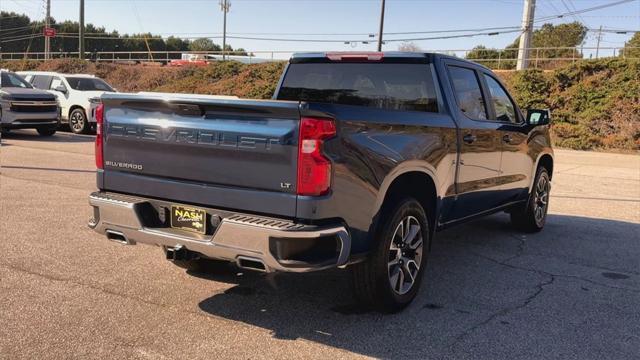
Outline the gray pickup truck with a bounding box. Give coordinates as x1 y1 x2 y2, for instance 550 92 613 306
0 70 59 136
89 52 553 312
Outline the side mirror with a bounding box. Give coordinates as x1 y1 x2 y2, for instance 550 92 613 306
54 85 67 94
526 109 550 126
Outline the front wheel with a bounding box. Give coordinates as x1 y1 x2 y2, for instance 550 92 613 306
511 167 551 232
351 198 430 313
36 127 57 137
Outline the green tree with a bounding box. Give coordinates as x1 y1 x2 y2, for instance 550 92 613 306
507 22 588 65
620 32 640 58
165 36 190 52
1 11 243 59
189 38 221 52
468 22 588 69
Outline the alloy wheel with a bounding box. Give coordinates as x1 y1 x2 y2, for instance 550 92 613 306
533 174 550 225
70 111 85 132
388 215 423 295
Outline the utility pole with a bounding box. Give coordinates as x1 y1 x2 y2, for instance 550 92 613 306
45 0 51 60
516 0 536 70
377 0 386 51
595 25 603 59
219 0 230 61
79 0 85 60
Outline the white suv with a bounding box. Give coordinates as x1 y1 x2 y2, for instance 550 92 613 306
19 71 116 134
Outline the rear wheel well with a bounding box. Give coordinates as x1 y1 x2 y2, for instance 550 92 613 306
380 172 437 235
538 154 553 179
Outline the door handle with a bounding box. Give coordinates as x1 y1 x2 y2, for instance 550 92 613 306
463 134 477 144
502 134 512 143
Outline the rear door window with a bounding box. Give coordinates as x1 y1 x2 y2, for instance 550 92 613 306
32 75 53 89
447 66 487 120
65 77 115 92
278 63 439 112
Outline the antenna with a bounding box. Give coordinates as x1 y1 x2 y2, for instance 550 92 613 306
219 0 231 61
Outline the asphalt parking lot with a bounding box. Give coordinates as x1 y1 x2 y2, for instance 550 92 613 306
1 130 638 360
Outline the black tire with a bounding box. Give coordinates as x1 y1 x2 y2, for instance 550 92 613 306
69 108 89 134
36 127 57 137
511 167 551 233
351 197 430 313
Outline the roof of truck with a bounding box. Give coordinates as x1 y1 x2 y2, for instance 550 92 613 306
289 51 490 70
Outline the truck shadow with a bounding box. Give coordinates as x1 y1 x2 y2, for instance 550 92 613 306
195 213 640 358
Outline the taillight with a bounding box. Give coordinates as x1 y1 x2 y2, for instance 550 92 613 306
95 103 104 170
297 117 336 196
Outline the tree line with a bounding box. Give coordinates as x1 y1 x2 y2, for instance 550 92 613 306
464 22 638 69
0 11 247 57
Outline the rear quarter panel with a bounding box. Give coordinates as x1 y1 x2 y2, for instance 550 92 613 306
297 103 458 253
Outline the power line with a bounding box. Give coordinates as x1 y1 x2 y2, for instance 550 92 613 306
535 0 636 23
0 34 42 43
52 28 526 43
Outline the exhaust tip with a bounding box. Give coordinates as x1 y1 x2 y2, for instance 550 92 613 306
237 256 267 272
105 230 134 245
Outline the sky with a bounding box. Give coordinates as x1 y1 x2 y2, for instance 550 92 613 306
1 0 639 59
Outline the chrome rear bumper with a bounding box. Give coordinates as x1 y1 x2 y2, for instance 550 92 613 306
88 192 351 273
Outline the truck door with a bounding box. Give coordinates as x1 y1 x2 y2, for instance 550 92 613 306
442 61 505 221
480 72 534 202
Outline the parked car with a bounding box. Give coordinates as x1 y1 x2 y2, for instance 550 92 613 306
88 52 553 312
0 69 59 136
19 71 116 134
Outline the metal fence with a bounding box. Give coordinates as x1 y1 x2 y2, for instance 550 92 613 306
0 47 638 69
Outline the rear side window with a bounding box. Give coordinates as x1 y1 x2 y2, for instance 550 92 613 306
277 63 439 112
32 75 53 89
447 66 487 120
66 77 115 92
483 74 518 123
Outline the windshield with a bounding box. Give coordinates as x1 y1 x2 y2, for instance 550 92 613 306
0 72 33 89
66 77 115 92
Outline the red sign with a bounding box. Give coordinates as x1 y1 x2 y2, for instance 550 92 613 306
43 28 56 37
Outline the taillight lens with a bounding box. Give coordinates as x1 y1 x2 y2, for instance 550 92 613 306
95 103 104 170
297 117 336 196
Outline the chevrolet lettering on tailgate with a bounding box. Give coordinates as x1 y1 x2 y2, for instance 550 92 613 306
108 124 282 150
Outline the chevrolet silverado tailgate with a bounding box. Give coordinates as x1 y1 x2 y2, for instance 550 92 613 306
99 93 301 217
